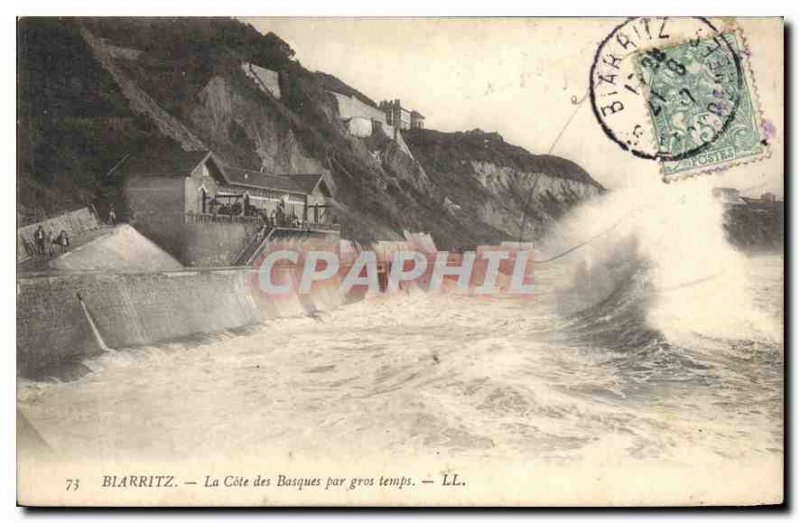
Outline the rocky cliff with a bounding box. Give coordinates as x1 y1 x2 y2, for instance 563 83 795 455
17 18 604 250
404 129 604 246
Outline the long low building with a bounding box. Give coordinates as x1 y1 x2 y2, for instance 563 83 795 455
122 147 335 226
120 146 338 266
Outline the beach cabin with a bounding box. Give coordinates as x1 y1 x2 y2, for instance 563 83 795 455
119 146 338 266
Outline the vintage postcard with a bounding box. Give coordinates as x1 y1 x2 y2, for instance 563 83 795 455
16 16 784 507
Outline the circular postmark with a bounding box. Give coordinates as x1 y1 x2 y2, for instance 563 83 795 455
589 17 744 162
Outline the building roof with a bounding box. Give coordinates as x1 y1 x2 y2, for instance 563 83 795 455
119 146 325 196
114 148 211 179
224 167 323 195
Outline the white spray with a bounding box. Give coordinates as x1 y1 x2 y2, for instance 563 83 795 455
541 175 781 348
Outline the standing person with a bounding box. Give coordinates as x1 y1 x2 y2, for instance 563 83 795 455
34 225 45 256
108 204 116 226
276 201 285 227
46 229 55 257
58 229 69 253
257 224 266 243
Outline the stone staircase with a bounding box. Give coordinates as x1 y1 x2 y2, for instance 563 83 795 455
233 226 275 266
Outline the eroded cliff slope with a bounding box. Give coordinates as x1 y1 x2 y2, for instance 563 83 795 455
18 18 604 249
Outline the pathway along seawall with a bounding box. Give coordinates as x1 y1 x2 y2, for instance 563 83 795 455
17 266 346 379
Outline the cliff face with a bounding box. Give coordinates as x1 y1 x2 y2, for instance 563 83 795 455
404 129 604 246
18 18 604 249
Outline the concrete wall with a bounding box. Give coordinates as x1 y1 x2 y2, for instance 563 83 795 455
17 269 261 377
242 63 281 99
17 208 101 263
346 117 374 137
132 215 259 267
17 275 102 377
181 220 260 266
126 176 186 220
17 234 453 378
17 264 347 379
329 92 386 123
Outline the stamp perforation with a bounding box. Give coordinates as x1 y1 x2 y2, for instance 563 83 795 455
660 27 772 183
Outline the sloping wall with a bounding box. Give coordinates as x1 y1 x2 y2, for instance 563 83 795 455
17 264 348 379
329 91 386 123
17 207 101 263
17 269 260 377
242 62 281 99
50 225 183 273
17 234 440 379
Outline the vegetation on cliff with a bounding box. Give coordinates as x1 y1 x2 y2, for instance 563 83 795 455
17 17 604 248
406 129 603 190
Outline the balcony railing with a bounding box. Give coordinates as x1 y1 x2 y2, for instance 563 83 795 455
182 212 340 239
305 222 341 233
184 212 261 225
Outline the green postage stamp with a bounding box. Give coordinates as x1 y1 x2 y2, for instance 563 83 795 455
640 31 769 178
590 18 771 180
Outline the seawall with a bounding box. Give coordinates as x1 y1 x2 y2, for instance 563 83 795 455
17 234 439 379
17 266 344 378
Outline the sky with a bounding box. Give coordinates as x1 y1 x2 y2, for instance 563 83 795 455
244 18 784 196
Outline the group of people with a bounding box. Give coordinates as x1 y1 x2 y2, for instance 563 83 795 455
268 200 301 228
31 226 70 257
25 204 115 261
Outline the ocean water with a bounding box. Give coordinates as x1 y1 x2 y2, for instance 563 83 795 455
18 180 784 471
